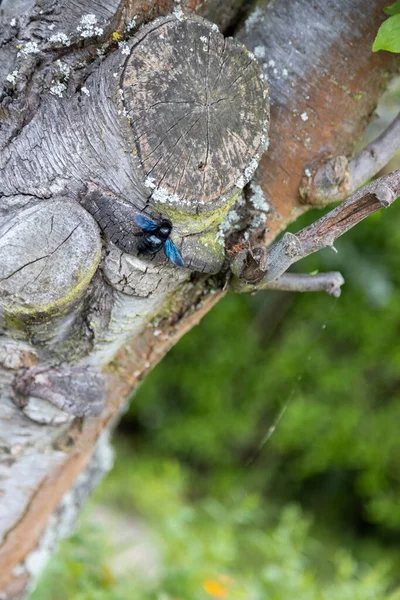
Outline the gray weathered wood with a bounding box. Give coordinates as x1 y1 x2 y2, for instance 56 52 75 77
123 15 269 213
0 199 101 322
13 365 106 417
0 9 269 592
0 0 397 595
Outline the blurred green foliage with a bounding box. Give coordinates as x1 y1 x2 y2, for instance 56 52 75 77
33 166 400 600
34 198 400 599
32 469 398 600
125 202 400 533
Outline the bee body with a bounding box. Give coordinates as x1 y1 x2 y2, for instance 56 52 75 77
134 216 184 267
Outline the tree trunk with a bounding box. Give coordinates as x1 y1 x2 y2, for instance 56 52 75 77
0 0 397 596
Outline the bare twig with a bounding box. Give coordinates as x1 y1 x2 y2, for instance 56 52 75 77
349 113 400 191
265 170 400 282
232 170 400 285
233 272 345 297
301 114 400 206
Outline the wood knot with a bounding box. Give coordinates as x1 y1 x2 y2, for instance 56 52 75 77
13 365 106 421
0 199 101 320
300 155 350 206
282 232 302 258
122 15 269 214
230 245 268 284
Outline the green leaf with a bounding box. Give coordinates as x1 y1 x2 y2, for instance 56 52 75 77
384 0 400 15
373 14 400 52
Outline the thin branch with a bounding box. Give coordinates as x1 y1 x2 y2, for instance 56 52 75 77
265 170 400 282
349 113 400 191
232 170 400 285
233 272 345 297
301 113 400 206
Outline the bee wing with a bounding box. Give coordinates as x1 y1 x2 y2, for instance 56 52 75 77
164 239 185 267
135 214 159 231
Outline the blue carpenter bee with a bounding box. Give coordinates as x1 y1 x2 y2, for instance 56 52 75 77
134 215 184 267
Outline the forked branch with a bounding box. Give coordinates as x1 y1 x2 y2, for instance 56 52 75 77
232 170 400 287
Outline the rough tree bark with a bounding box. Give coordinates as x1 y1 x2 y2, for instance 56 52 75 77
0 0 398 597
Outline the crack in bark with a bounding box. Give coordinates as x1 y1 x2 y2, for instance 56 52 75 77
140 107 195 164
155 113 203 191
0 223 80 285
202 33 211 192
